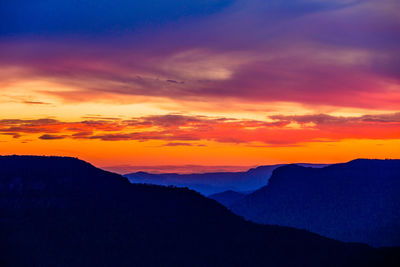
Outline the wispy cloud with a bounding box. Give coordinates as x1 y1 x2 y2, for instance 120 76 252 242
22 101 51 105
1 0 399 109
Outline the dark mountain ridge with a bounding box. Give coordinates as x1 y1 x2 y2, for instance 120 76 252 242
125 163 327 195
208 190 247 206
0 156 398 266
231 159 400 247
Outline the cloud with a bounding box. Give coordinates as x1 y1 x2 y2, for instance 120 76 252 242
22 101 51 105
269 112 400 124
0 112 399 145
39 134 66 140
162 142 195 147
360 113 400 123
1 132 22 139
0 0 234 36
0 0 399 109
81 116 121 120
0 118 125 135
166 80 184 84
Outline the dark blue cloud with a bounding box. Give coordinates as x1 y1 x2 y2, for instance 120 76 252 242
253 0 356 16
0 0 233 36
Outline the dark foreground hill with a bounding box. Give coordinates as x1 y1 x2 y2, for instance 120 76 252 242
231 159 400 247
125 163 327 195
0 156 398 267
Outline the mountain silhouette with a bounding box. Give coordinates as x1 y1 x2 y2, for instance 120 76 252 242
0 156 398 266
209 190 247 206
125 163 327 195
230 159 400 247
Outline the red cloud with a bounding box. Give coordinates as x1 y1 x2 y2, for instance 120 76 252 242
0 113 399 146
39 134 67 140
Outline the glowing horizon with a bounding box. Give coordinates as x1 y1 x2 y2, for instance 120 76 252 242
1 0 399 170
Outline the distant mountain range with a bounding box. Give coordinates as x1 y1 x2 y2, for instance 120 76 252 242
0 156 398 266
209 190 247 206
104 164 253 175
125 163 327 195
227 159 400 247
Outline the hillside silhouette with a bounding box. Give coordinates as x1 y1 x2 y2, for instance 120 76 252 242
231 159 400 247
0 156 398 266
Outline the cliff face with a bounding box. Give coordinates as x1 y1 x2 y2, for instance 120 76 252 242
231 159 400 247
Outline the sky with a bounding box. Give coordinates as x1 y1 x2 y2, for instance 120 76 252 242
1 0 399 172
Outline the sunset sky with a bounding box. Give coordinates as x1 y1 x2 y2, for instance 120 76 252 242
1 0 399 172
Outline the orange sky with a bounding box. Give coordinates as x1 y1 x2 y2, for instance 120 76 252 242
1 0 400 171
1 84 399 170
